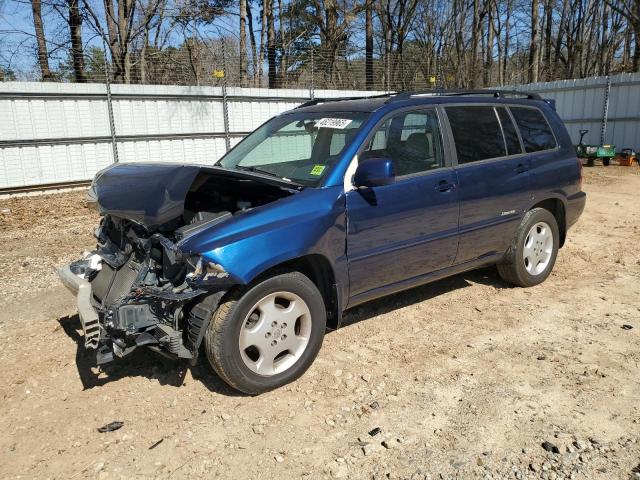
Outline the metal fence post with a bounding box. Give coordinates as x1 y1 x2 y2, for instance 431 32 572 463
601 75 611 146
221 38 231 152
102 41 119 163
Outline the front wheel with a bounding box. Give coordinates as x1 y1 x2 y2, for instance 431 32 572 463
497 208 559 287
204 271 326 394
602 157 611 166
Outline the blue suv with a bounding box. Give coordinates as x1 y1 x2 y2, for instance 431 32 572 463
58 90 586 394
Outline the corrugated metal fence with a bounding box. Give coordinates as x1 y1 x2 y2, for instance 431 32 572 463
0 82 383 191
1 74 639 191
511 72 640 149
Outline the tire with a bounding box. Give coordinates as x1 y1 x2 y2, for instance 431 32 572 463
497 208 559 287
602 157 610 166
204 271 326 394
586 158 595 167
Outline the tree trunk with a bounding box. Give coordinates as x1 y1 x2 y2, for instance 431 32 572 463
258 0 268 86
278 0 287 87
239 0 247 86
103 0 122 81
621 22 631 67
470 0 481 87
554 0 569 77
31 0 54 81
69 0 87 82
247 2 258 85
266 0 277 88
117 0 131 83
484 0 494 87
543 0 553 80
529 0 540 83
365 0 373 90
599 3 610 75
503 0 512 84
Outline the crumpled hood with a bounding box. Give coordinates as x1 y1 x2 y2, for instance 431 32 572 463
87 163 205 229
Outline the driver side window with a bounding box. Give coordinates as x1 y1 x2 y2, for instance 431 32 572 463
363 109 444 176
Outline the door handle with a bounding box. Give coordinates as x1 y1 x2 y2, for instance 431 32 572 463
515 163 529 174
435 180 456 192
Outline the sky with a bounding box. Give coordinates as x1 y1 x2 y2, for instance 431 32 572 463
0 0 244 78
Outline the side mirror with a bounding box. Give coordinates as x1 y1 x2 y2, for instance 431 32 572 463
353 157 395 188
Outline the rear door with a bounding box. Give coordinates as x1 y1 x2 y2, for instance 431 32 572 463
444 105 532 264
346 107 459 299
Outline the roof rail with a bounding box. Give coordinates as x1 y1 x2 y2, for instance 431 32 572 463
295 92 394 109
387 89 542 102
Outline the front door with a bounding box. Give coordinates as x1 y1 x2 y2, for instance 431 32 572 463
346 108 460 300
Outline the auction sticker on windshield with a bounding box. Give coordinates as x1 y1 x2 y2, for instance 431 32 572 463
310 165 326 176
316 118 353 129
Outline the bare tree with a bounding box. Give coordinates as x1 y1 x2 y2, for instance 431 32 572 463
246 0 259 84
365 0 373 90
266 0 276 87
529 0 540 83
68 0 86 82
31 0 54 80
239 0 247 84
606 0 640 71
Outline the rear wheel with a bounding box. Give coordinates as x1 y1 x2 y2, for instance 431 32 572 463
205 271 326 394
497 208 559 287
602 157 611 166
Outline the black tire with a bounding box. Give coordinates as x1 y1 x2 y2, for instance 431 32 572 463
587 158 595 167
497 208 560 287
602 157 610 166
204 271 326 394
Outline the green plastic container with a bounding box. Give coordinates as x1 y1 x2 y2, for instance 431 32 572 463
596 145 616 158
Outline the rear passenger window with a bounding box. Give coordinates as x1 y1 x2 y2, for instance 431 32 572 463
445 106 506 164
496 107 522 155
510 107 557 152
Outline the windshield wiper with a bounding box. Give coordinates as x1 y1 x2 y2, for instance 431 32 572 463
234 165 302 186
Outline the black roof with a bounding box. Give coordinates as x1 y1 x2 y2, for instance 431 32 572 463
293 89 543 113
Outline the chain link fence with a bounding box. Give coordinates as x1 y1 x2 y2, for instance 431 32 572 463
0 40 447 192
2 42 441 93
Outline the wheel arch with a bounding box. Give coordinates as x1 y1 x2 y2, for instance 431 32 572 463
247 253 342 330
529 197 567 247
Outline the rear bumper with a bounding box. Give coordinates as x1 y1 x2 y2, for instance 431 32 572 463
56 263 101 349
566 191 586 228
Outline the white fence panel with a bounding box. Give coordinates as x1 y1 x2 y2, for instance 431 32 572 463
0 82 386 190
512 72 640 149
2 75 639 191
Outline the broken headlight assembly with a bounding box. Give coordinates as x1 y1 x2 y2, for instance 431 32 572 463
185 255 231 286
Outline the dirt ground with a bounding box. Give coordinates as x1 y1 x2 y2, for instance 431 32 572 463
0 166 639 480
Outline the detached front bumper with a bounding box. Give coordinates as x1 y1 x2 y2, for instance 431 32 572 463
56 263 101 349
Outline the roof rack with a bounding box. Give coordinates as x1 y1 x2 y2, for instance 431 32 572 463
388 89 542 102
294 89 542 110
295 92 394 109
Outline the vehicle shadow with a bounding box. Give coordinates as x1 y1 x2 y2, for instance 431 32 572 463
339 266 511 329
57 314 246 397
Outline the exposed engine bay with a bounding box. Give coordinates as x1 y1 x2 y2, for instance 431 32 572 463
59 164 297 365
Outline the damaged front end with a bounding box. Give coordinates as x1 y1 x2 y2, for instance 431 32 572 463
57 163 297 365
58 216 231 365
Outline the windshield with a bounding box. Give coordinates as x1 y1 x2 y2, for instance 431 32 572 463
217 112 369 186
